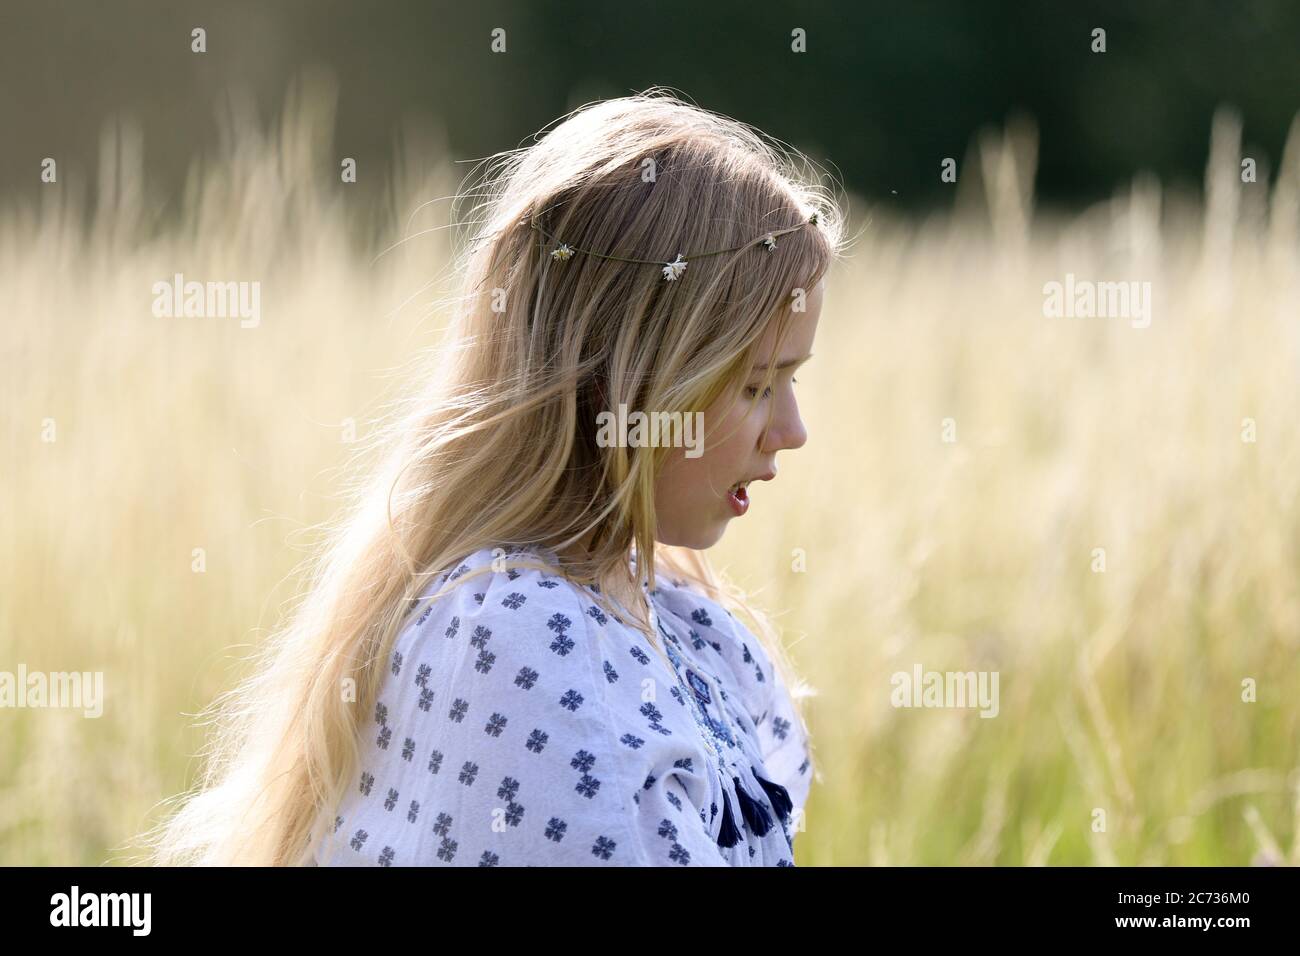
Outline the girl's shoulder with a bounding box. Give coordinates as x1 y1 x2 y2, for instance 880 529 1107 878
402 544 585 628
392 544 625 686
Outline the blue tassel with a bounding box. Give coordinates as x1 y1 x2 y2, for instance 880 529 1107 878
751 768 792 824
731 775 773 836
716 783 743 847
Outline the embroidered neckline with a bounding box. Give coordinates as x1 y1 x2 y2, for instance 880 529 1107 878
656 615 750 762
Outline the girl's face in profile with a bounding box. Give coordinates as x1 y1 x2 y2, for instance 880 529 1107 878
653 279 824 550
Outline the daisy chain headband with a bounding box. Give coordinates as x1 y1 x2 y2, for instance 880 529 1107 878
528 210 821 281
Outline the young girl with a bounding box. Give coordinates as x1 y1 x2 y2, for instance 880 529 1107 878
145 90 843 866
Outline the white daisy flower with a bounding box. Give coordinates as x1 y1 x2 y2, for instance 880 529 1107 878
551 243 574 261
763 234 777 251
662 254 687 281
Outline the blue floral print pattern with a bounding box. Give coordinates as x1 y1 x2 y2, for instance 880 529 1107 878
312 544 813 866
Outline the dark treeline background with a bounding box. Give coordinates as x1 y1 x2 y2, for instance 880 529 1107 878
2 0 1297 222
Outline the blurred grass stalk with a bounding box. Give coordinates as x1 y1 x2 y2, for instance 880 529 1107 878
2 74 1298 865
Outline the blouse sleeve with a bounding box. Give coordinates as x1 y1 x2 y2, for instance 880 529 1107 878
316 553 729 866
746 637 815 819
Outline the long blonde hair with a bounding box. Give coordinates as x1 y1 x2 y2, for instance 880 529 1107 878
140 88 845 865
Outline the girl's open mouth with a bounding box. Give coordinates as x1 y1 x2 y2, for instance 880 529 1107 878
726 482 750 517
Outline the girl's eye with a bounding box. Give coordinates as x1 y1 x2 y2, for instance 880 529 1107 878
745 376 799 399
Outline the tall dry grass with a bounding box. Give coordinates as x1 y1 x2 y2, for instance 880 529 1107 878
2 78 1297 865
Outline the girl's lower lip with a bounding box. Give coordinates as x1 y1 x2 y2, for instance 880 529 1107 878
726 485 749 517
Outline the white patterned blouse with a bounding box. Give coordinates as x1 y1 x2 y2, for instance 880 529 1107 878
313 544 813 866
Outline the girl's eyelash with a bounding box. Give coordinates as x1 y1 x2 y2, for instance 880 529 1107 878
745 378 798 399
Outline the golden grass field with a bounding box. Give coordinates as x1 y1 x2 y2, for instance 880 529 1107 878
3 83 1298 865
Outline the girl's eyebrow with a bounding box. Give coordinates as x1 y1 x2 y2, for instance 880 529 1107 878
754 353 813 372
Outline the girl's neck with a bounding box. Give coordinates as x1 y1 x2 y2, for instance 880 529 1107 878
551 535 647 605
